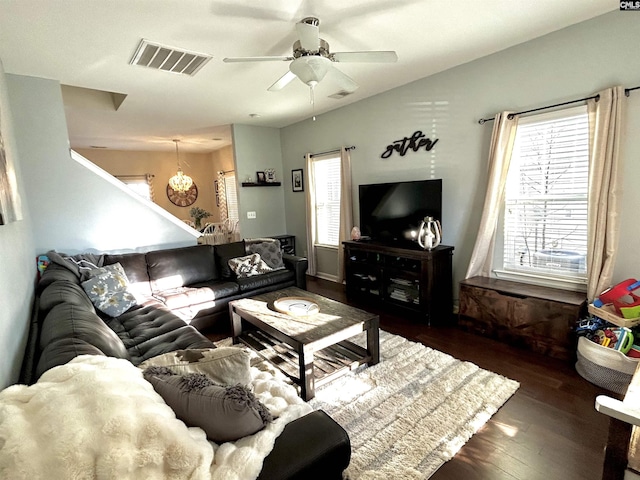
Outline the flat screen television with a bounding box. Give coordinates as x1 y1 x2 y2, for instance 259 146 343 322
358 179 442 247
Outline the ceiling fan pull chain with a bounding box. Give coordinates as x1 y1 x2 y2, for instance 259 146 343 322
310 85 316 121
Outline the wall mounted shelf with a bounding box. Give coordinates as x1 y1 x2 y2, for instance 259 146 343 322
241 182 281 187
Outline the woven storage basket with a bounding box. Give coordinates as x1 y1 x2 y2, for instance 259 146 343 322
575 336 640 394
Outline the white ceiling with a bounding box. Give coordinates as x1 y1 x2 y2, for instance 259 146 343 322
0 0 616 153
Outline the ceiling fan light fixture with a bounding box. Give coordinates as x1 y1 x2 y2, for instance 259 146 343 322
168 139 193 192
290 56 332 87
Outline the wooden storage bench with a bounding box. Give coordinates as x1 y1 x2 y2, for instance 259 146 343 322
458 276 587 360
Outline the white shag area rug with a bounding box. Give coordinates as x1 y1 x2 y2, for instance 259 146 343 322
305 330 520 480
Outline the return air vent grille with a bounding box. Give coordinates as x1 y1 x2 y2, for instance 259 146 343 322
130 39 211 76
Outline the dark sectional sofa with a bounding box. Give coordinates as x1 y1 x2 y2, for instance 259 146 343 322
20 240 351 480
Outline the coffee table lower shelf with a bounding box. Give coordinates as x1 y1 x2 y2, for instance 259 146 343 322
238 329 370 392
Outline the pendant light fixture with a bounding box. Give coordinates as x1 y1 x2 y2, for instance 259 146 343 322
168 139 193 192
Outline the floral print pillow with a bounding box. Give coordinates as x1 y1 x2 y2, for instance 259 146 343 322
81 263 137 317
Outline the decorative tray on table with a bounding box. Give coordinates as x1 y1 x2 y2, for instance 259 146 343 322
273 297 320 317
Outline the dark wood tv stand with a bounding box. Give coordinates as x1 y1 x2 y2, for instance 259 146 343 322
343 240 454 325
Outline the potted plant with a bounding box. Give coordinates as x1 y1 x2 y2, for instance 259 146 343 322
189 206 212 230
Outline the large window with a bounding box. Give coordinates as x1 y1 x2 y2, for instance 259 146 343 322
117 176 152 201
502 106 589 281
312 155 341 246
224 174 239 222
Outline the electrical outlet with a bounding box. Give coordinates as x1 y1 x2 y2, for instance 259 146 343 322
247 211 256 219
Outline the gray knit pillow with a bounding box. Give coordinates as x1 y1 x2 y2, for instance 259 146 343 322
143 367 272 443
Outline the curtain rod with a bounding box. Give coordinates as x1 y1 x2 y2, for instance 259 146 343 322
218 169 234 174
116 174 154 178
478 83 640 125
304 145 355 159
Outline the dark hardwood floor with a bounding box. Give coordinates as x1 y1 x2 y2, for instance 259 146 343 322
305 276 611 480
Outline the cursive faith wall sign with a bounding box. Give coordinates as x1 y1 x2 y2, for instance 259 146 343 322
381 130 439 159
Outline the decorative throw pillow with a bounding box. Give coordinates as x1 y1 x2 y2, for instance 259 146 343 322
138 347 252 386
81 263 137 317
228 253 273 279
143 368 273 443
246 241 285 270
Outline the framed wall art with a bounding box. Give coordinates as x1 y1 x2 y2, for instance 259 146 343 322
0 104 22 225
256 171 266 184
292 169 304 192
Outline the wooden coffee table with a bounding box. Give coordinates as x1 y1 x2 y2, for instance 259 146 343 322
229 287 380 400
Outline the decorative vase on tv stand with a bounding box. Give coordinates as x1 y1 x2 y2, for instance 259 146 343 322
418 216 442 250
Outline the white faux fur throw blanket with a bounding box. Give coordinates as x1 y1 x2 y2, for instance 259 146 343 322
0 355 311 480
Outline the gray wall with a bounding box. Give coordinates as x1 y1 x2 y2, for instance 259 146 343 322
7 74 197 254
0 73 207 387
0 61 36 388
232 124 287 239
280 11 640 299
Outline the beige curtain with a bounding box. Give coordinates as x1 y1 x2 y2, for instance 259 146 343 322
465 112 518 279
217 170 228 222
586 86 625 301
304 153 317 275
337 147 353 284
145 174 155 203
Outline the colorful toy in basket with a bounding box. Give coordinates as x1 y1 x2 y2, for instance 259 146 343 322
594 278 640 319
591 327 634 354
614 327 635 354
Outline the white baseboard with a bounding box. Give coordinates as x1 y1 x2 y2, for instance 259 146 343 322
313 272 340 283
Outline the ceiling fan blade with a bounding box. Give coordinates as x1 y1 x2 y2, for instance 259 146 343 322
332 51 398 63
223 56 293 63
328 66 359 93
296 21 320 51
268 71 297 91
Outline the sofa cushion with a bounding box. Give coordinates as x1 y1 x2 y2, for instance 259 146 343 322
103 304 190 349
237 269 296 292
154 287 217 309
143 368 272 443
214 241 246 279
40 303 130 360
127 326 215 366
246 240 285 270
229 253 273 279
188 280 240 299
147 245 217 293
104 252 153 298
81 263 137 317
139 347 251 386
39 280 96 313
37 263 81 292
35 338 106 379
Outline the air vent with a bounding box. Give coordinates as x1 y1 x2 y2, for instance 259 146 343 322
130 39 212 76
328 90 354 99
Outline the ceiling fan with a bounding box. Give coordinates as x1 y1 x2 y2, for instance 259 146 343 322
223 17 398 95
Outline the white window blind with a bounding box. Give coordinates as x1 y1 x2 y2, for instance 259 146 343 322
313 155 341 246
118 177 152 201
224 174 239 222
503 106 589 279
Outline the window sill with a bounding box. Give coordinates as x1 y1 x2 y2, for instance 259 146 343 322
314 244 339 250
493 269 587 293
